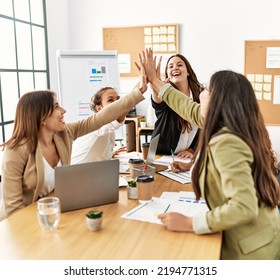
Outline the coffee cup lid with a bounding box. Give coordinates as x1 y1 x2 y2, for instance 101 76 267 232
142 143 150 147
135 175 154 182
128 158 144 164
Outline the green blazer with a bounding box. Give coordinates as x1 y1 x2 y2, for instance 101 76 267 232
160 84 280 260
0 89 144 220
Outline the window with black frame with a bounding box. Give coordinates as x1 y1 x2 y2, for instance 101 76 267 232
0 0 49 144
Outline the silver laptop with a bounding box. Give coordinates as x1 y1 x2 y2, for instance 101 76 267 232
146 133 160 165
54 159 119 212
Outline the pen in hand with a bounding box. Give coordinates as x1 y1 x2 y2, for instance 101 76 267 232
166 149 175 172
170 149 174 163
164 204 170 213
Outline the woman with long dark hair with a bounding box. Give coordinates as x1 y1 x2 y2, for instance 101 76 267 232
141 48 280 259
150 54 202 167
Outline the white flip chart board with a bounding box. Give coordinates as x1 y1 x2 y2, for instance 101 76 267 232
56 50 120 122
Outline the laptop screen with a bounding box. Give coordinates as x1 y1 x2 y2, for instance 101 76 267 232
54 160 119 212
146 134 160 165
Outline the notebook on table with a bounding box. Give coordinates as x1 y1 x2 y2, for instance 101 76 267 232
54 159 119 212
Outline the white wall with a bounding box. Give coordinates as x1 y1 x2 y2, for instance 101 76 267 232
45 0 280 159
45 0 70 92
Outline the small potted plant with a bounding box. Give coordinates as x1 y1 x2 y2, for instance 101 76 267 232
85 210 103 231
140 116 147 128
127 179 138 199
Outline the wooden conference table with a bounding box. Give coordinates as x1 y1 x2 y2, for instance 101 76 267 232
0 166 222 260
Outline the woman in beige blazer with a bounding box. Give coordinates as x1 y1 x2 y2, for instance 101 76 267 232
140 48 280 260
0 64 147 220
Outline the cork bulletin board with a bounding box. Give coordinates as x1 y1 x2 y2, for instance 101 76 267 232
103 24 179 78
244 40 280 125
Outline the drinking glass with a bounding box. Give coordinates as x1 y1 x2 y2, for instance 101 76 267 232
37 197 61 232
133 165 155 178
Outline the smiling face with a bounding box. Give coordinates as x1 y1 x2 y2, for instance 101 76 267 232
91 87 119 113
43 97 66 132
95 88 119 112
166 56 189 88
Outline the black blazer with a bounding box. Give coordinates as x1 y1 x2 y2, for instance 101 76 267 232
151 98 199 154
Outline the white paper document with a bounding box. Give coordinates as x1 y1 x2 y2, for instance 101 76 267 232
119 176 128 187
122 192 208 224
157 170 191 184
153 155 191 166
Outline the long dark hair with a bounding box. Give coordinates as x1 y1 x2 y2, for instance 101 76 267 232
165 54 202 133
0 90 55 153
192 70 280 208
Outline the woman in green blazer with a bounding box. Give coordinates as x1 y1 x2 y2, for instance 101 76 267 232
140 48 280 260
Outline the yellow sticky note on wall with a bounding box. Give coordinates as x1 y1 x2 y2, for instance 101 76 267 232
263 84 271 92
264 75 272 83
254 83 263 91
247 74 255 82
263 92 272 101
255 91 262 100
255 74 263 83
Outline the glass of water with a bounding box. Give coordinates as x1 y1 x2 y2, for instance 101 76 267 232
37 197 61 232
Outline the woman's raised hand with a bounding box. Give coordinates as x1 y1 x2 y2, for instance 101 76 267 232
138 48 158 83
134 57 147 94
155 54 162 80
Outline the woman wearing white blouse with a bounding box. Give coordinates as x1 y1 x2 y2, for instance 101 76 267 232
71 87 127 164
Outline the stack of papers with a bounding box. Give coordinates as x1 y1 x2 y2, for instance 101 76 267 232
158 170 191 184
153 155 192 184
122 191 208 224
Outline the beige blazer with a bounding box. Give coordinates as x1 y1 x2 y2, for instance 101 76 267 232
0 89 144 220
160 84 280 260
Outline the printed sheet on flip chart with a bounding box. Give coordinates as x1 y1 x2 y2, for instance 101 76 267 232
122 192 208 224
